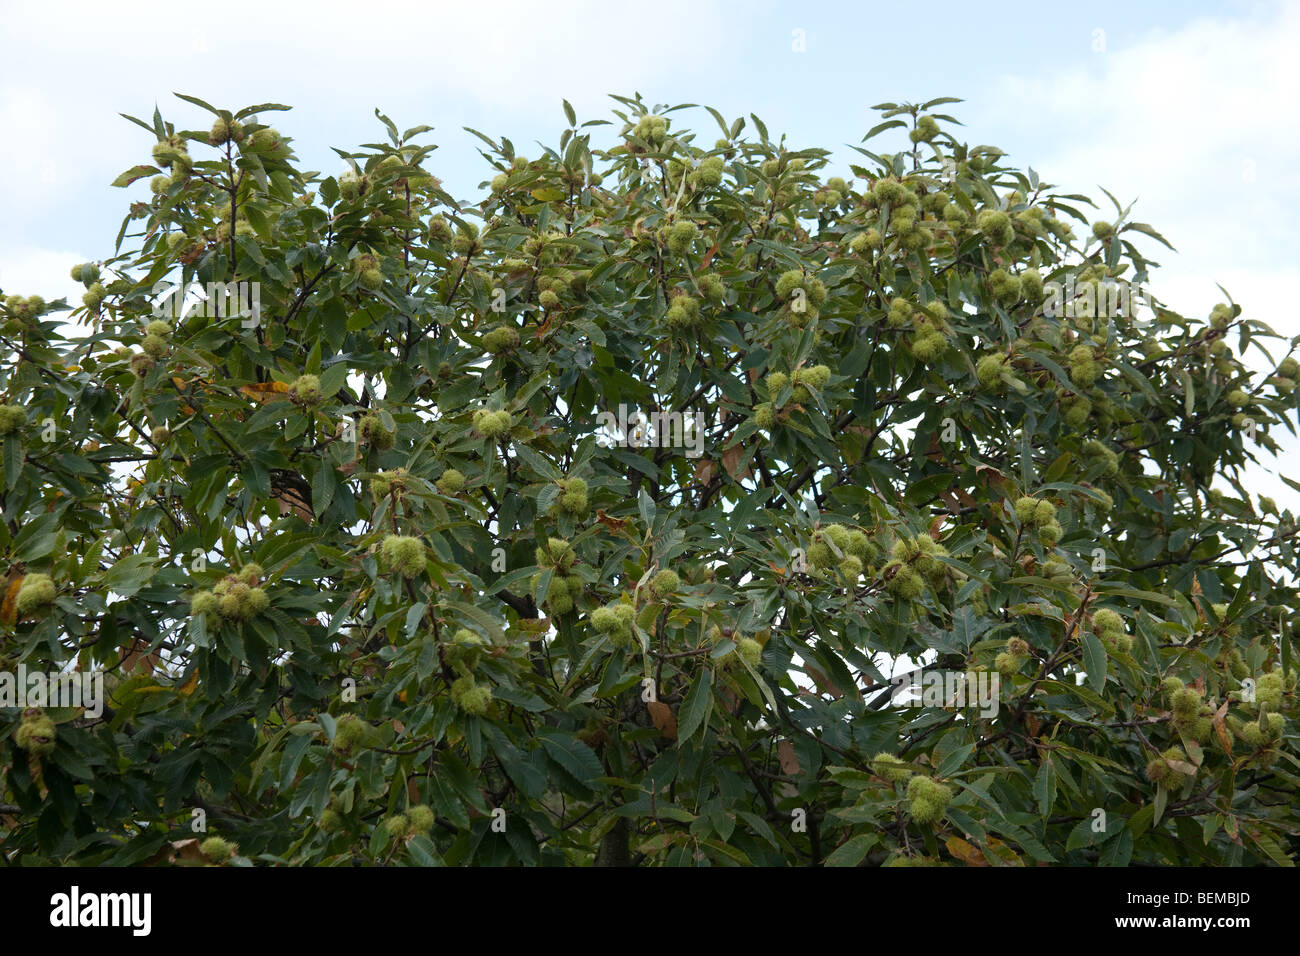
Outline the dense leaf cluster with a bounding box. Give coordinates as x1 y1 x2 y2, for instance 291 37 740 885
1 92 1297 865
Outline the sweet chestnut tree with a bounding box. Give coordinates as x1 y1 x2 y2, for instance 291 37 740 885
1 93 1298 866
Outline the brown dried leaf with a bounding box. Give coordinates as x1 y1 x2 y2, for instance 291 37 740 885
273 484 314 522
150 838 207 866
777 739 801 776
975 463 1010 492
647 700 677 740
595 508 632 535
120 637 160 676
805 665 844 700
693 458 717 486
697 240 721 270
721 442 751 482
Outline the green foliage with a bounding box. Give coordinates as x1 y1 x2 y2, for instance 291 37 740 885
1 93 1298 866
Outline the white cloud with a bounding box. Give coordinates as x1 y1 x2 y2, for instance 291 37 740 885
0 86 89 218
0 0 732 120
0 0 735 242
988 5 1300 336
0 247 87 310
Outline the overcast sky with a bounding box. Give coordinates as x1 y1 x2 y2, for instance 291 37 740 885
1 0 1296 509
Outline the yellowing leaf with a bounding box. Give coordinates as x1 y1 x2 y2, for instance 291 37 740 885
1 574 24 627
946 836 989 867
983 836 1023 866
239 381 290 403
637 831 686 854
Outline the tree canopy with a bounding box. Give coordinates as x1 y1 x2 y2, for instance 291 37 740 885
1 93 1298 866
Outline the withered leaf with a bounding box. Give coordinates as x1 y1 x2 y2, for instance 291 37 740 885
777 739 801 776
647 700 677 740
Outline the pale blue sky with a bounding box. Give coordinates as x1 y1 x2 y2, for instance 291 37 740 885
1 0 1296 502
1 1 1289 249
